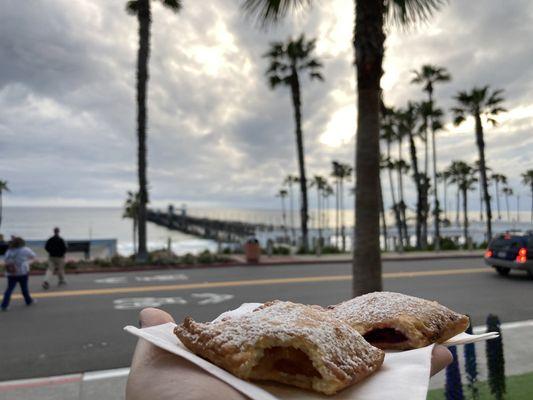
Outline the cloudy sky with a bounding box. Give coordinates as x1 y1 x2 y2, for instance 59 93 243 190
1 0 532 211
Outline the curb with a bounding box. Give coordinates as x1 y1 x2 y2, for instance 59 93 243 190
1 252 484 277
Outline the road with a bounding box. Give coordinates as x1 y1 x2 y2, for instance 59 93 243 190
1 257 532 381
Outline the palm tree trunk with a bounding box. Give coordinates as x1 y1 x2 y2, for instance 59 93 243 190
289 182 295 243
397 139 408 247
479 177 483 221
443 176 448 221
456 187 460 225
289 69 309 252
431 124 440 250
316 186 322 244
387 145 403 251
341 177 346 251
133 218 138 254
421 178 429 247
408 131 422 248
379 175 388 251
335 179 340 248
280 195 287 240
530 183 533 224
135 0 151 262
505 193 510 221
475 113 492 240
495 180 501 220
462 187 469 249
352 0 385 296
0 190 3 230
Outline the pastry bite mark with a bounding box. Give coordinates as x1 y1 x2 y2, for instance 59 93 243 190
329 292 470 350
175 300 384 395
363 327 408 344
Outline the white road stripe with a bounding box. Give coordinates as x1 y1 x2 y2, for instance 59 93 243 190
472 319 533 334
82 367 130 381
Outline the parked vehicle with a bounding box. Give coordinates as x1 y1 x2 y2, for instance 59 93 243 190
484 231 533 277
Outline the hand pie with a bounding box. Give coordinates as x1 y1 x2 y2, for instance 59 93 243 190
329 292 469 350
174 300 384 395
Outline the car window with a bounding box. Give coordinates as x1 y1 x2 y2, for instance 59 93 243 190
490 238 509 250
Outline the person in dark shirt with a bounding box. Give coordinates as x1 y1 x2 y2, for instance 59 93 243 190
42 227 67 290
0 234 8 256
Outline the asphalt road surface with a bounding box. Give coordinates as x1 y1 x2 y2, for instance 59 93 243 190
1 257 532 381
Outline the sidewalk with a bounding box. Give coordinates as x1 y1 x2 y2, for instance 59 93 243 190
2 318 529 400
4 250 485 278
232 250 484 265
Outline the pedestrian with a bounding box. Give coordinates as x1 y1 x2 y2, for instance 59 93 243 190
42 227 67 290
1 236 35 311
0 234 8 256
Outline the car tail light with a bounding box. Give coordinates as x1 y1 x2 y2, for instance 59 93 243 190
485 249 493 258
516 247 528 263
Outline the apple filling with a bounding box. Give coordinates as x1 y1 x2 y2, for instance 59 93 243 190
363 328 408 344
253 346 321 378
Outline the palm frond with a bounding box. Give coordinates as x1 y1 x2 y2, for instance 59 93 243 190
387 0 448 28
309 72 324 81
159 0 182 12
241 0 311 27
125 0 139 15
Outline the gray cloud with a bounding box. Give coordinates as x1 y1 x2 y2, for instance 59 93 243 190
0 0 532 212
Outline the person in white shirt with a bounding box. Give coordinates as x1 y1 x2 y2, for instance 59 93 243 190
1 236 36 311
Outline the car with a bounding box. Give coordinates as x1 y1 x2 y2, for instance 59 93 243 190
484 231 533 277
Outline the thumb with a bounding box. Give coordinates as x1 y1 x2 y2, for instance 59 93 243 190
139 307 175 328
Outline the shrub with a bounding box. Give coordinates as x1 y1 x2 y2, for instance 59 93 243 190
445 346 464 400
197 250 214 264
486 314 506 400
464 318 479 400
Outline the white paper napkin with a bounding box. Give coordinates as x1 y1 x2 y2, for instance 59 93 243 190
124 303 499 400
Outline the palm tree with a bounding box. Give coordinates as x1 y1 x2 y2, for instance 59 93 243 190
0 180 10 230
452 86 506 242
331 161 342 248
411 65 451 178
123 191 141 254
322 183 334 234
379 154 389 251
391 158 410 246
393 111 411 247
339 163 353 251
126 0 182 261
502 187 513 222
397 102 424 248
264 35 324 252
438 170 451 224
522 170 533 223
276 189 289 240
283 174 299 242
491 173 507 220
242 0 446 295
448 161 477 248
310 175 328 248
474 160 492 222
417 100 445 249
381 108 404 251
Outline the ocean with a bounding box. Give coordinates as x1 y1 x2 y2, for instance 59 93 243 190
1 207 531 256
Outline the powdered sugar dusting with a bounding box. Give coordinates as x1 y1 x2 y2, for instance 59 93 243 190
330 292 465 334
181 300 383 375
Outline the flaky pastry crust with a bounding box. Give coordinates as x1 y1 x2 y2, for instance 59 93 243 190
329 292 469 350
174 300 384 395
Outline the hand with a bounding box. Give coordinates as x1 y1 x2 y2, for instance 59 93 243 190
126 308 453 400
126 308 247 400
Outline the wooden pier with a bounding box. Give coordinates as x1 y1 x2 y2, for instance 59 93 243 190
146 207 277 242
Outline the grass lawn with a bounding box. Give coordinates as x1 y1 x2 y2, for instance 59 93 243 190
427 371 533 399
